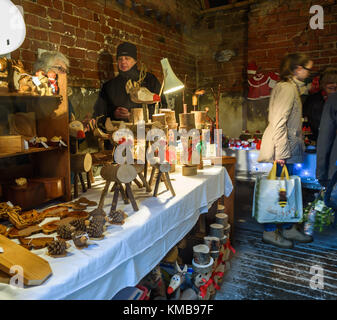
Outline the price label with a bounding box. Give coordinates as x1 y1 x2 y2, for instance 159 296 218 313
40 141 49 149
6 201 14 208
0 247 4 253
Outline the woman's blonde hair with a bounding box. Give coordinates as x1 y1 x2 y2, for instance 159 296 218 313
279 53 311 82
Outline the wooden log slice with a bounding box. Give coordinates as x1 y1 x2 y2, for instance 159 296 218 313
179 113 195 130
193 244 210 265
116 164 137 184
152 113 166 126
159 109 176 124
191 111 206 129
70 153 92 173
182 165 197 176
203 236 221 252
215 213 228 227
209 223 224 239
130 108 144 124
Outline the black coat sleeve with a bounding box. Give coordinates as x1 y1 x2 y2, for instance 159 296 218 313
316 96 337 183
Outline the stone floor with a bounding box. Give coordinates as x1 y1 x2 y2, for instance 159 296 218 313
214 181 337 300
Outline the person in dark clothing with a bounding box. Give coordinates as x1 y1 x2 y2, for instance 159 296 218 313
303 67 337 141
93 42 164 122
316 91 337 188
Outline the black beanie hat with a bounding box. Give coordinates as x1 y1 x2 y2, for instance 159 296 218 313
117 42 137 60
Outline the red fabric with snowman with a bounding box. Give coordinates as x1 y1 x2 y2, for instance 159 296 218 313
247 61 280 100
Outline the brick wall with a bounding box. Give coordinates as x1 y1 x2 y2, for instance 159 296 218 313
248 0 337 74
11 0 200 89
196 0 337 137
8 0 337 137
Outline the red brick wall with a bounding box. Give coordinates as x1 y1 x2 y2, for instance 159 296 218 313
11 0 199 89
248 0 337 75
195 0 337 94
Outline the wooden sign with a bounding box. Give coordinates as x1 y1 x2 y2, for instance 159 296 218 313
0 234 52 286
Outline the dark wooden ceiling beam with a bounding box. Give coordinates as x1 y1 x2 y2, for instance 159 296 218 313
201 0 256 13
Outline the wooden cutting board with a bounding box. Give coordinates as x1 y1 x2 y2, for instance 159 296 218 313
0 234 52 286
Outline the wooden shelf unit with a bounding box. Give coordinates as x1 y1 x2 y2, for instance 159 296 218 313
0 72 71 208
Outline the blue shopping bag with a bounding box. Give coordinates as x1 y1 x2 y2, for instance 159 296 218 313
252 162 303 223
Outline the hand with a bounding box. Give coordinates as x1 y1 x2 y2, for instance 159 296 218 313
114 107 129 120
275 159 285 166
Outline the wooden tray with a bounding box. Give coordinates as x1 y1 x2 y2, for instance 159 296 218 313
0 234 52 286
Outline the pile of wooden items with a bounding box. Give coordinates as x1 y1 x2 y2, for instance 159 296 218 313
136 203 235 300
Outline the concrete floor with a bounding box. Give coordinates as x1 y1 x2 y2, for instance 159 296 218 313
215 181 337 300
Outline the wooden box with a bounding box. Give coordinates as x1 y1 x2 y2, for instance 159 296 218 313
3 181 46 210
29 177 64 200
0 135 24 154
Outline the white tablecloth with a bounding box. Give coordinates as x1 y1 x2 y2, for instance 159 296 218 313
0 165 232 300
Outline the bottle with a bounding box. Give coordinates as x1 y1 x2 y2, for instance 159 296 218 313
304 205 317 236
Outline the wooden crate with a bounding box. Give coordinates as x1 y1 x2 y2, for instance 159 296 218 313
0 135 24 154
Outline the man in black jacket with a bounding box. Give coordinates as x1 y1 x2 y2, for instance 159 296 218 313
303 67 337 141
93 42 163 122
316 91 337 188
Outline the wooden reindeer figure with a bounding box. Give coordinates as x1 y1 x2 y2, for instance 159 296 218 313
69 113 92 198
125 63 160 122
167 262 188 300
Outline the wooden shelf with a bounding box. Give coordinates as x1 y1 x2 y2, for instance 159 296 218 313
0 146 64 159
0 93 62 105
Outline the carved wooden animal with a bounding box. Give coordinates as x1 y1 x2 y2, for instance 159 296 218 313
17 74 38 95
167 262 188 300
69 113 85 139
125 79 161 104
35 70 50 96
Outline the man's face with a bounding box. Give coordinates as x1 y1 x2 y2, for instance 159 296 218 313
324 83 337 96
118 55 136 72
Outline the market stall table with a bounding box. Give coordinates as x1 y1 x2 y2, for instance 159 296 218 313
0 164 232 300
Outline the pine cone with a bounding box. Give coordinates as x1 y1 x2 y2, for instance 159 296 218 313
90 215 106 226
47 239 67 256
70 218 86 232
87 221 104 238
57 224 74 239
109 210 126 224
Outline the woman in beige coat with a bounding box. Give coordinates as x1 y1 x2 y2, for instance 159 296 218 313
258 53 313 248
